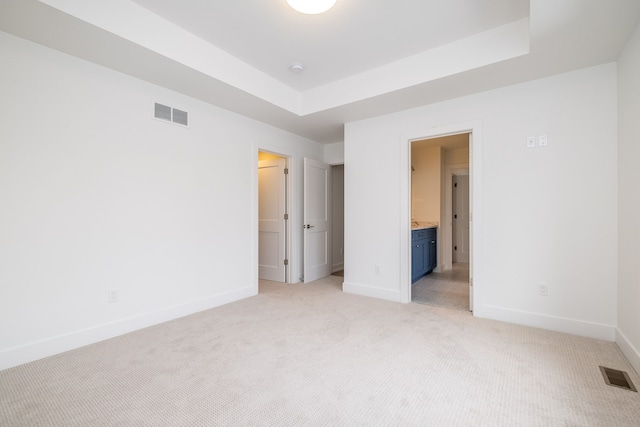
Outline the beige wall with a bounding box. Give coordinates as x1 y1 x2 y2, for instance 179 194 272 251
411 145 441 222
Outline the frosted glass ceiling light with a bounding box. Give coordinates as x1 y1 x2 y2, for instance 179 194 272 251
287 0 337 14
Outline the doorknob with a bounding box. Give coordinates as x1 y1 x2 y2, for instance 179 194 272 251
304 224 315 229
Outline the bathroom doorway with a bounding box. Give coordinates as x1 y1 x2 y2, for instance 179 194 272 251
410 134 471 311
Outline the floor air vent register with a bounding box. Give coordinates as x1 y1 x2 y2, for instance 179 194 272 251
599 366 637 392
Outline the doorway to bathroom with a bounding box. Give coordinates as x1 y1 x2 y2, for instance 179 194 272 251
410 133 471 311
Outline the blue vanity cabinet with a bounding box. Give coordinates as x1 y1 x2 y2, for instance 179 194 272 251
412 227 437 283
411 230 428 283
428 233 437 273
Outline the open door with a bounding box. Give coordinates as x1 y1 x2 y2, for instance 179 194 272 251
258 158 287 282
303 158 332 282
452 174 470 263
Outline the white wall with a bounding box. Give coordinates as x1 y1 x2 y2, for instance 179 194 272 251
344 63 618 340
0 31 323 370
331 165 344 272
617 22 640 373
324 141 344 165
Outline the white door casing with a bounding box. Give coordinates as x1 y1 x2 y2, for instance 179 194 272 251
400 121 482 314
303 158 332 282
258 158 287 282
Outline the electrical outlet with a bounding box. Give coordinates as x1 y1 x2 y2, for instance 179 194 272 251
108 289 118 303
527 136 536 148
374 265 381 275
538 134 548 146
538 283 549 296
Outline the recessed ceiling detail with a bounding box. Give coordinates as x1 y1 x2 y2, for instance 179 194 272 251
31 0 530 116
2 0 640 143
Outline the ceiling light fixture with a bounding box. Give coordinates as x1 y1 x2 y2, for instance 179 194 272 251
287 0 337 15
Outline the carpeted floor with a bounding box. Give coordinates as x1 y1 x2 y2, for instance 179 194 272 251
412 263 470 311
1 275 639 426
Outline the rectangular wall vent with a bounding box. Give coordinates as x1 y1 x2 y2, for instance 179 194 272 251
154 102 188 127
599 366 637 392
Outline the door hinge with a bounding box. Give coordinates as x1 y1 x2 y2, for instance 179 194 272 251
284 213 289 220
454 246 457 251
454 182 458 187
284 168 289 175
284 259 289 266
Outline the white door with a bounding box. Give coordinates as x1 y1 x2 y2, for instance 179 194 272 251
452 174 470 263
258 158 287 282
303 158 332 282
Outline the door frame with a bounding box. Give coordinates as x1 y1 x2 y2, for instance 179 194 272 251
399 121 483 315
255 149 293 285
445 165 469 269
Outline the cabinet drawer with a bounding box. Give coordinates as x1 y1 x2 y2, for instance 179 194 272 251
412 229 429 241
412 228 436 241
424 229 436 241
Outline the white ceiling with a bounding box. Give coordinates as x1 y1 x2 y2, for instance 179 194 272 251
130 0 530 91
1 0 639 144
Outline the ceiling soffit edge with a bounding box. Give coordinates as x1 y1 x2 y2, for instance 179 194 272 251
37 0 530 117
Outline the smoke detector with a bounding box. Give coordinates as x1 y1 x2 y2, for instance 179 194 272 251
289 63 305 73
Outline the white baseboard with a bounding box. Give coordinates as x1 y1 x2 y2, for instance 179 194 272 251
616 328 640 376
0 286 257 371
478 304 616 341
342 281 400 302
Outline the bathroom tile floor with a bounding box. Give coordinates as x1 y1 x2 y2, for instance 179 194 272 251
411 263 470 311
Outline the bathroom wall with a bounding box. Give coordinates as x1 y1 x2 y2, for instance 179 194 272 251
411 146 441 222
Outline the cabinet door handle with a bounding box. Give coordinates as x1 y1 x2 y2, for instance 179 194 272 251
431 240 435 244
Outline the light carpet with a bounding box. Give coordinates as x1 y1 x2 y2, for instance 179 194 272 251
2 275 639 426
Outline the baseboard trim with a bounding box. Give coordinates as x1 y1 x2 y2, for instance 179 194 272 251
0 286 257 371
342 281 400 302
479 304 616 341
616 328 640 376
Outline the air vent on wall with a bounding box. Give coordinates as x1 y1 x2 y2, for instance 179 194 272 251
154 102 188 127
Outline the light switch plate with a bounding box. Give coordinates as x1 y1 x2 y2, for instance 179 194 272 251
539 134 548 146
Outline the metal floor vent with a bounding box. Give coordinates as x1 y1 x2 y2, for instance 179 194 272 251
599 366 637 392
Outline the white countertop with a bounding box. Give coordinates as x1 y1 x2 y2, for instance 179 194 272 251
411 221 438 230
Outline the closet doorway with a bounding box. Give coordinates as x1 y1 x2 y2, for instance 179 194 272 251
258 151 289 283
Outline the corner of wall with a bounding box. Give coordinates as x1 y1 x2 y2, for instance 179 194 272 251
616 328 640 375
324 141 345 165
